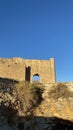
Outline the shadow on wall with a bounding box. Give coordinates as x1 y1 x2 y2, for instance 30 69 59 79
0 77 18 94
0 103 73 130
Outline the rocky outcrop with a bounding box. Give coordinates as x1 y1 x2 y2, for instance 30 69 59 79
0 78 73 130
34 83 73 120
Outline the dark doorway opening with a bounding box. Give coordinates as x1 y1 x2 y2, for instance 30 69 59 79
25 66 31 82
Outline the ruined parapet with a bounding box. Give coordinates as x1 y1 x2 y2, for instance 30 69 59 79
0 57 56 83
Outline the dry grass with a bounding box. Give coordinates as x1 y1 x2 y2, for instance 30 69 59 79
48 83 73 100
15 81 44 114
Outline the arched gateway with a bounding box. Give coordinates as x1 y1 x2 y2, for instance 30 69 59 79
32 74 40 82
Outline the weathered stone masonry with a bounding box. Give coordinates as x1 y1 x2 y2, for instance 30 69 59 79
0 57 56 83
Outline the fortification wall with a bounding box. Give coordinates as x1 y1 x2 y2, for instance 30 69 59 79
0 57 56 83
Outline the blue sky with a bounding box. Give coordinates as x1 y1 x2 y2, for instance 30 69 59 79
0 0 73 82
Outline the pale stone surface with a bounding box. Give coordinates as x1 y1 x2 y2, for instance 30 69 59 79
0 57 56 83
34 82 73 120
0 80 73 129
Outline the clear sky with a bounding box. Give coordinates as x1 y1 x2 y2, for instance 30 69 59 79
0 0 73 82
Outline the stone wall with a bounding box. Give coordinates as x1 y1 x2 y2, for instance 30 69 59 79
0 57 56 83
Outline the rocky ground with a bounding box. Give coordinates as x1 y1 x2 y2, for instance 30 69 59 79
0 78 73 130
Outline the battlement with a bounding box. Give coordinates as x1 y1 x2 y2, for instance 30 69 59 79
0 57 56 83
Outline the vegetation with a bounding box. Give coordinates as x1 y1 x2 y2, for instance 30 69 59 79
0 78 44 127
48 83 73 100
15 81 44 115
0 79 73 129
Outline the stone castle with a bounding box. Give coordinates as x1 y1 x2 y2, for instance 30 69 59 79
0 57 56 84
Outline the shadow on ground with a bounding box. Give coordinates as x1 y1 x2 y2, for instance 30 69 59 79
0 77 18 84
0 77 18 94
0 77 73 130
0 104 73 130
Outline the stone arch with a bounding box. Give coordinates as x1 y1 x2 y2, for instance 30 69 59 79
32 73 40 83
